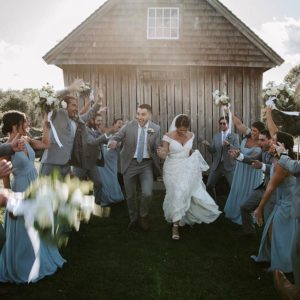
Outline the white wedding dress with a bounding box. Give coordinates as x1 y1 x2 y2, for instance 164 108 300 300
162 134 221 225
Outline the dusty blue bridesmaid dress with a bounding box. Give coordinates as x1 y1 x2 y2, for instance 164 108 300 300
0 143 65 283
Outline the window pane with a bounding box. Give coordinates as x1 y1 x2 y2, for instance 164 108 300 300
148 8 155 18
171 28 178 38
171 18 177 28
163 28 171 38
156 8 163 18
156 27 163 37
171 8 178 18
148 28 155 38
156 17 163 27
148 18 155 27
163 18 170 27
163 8 170 18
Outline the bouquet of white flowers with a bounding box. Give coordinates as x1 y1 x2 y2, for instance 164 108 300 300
213 90 230 106
32 83 60 113
7 174 95 247
263 82 295 110
78 82 91 97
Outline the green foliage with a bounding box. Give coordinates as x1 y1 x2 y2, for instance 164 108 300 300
284 64 300 89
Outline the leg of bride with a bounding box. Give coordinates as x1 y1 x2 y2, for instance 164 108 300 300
172 221 180 240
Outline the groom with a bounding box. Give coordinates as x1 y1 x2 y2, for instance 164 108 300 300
108 104 161 231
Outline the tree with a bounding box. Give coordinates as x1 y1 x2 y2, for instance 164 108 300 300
284 64 300 89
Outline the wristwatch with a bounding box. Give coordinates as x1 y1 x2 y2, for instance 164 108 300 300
279 150 288 157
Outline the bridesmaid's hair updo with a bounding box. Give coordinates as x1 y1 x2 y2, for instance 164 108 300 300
276 131 295 160
175 115 190 128
251 121 265 133
2 110 26 135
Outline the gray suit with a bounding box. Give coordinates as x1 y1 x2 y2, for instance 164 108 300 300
278 155 300 285
206 132 239 199
240 151 275 235
110 120 161 221
40 103 100 177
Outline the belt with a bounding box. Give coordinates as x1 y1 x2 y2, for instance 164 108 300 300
133 158 151 161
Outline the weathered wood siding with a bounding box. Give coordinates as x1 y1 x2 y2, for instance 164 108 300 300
49 0 274 68
63 64 263 162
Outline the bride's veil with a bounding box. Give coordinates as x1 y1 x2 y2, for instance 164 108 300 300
168 114 187 132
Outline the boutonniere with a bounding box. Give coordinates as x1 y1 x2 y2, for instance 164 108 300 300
147 128 155 134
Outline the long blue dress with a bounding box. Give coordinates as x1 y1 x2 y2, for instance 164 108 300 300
98 145 124 206
0 143 65 283
252 172 297 272
224 136 263 224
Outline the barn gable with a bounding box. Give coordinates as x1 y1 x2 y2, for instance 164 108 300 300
43 0 283 69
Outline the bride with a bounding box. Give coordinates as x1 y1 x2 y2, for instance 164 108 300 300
157 114 221 240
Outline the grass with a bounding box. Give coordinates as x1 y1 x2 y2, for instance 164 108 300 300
0 192 279 300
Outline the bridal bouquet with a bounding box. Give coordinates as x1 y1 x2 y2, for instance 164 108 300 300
9 175 95 247
213 90 230 106
32 83 60 112
263 82 295 110
78 81 91 97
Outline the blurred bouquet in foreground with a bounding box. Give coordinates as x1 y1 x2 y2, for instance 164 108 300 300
6 174 95 247
213 90 230 106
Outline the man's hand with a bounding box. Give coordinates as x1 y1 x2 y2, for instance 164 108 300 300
251 160 262 169
10 133 25 152
228 148 240 158
96 88 104 105
274 142 287 157
0 159 12 177
98 106 108 114
107 140 117 149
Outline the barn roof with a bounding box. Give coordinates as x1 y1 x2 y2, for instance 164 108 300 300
43 0 284 69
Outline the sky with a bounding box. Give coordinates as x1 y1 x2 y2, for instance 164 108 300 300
0 0 299 90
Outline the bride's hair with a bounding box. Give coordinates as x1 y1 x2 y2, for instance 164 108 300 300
175 115 190 128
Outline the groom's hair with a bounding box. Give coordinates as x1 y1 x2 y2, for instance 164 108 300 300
219 116 229 124
138 104 152 113
62 95 77 105
175 115 190 128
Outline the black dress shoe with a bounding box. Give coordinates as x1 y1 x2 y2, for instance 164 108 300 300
273 270 300 300
128 219 138 230
139 216 150 231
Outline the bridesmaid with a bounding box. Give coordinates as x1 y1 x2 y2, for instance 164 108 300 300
253 131 296 272
224 112 265 224
98 119 125 208
0 110 65 283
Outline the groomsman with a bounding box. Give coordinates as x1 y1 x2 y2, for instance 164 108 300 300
40 89 102 178
231 129 275 237
202 116 239 200
108 104 161 231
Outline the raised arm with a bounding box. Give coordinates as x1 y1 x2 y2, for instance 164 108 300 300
232 113 247 135
265 107 278 137
28 113 50 150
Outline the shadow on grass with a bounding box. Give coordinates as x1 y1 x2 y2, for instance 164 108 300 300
0 192 279 300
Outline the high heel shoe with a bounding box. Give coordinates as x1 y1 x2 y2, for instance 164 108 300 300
172 224 180 240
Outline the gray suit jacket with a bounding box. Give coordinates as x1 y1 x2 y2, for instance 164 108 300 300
0 144 14 157
207 132 239 172
278 155 300 219
41 103 100 165
242 151 274 187
110 120 161 175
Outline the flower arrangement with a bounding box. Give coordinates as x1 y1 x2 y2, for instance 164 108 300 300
32 83 60 112
78 82 91 97
23 174 95 247
147 128 155 134
213 90 230 106
262 82 295 110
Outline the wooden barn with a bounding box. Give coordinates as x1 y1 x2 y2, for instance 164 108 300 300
43 0 283 158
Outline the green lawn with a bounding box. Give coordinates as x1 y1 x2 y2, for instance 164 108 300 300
0 192 278 300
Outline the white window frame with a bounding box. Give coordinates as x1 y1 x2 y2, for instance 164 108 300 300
147 7 179 40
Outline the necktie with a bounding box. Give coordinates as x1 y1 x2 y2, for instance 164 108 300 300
137 127 145 163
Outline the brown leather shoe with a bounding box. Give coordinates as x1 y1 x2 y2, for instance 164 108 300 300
139 216 150 231
128 219 138 230
273 270 300 300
